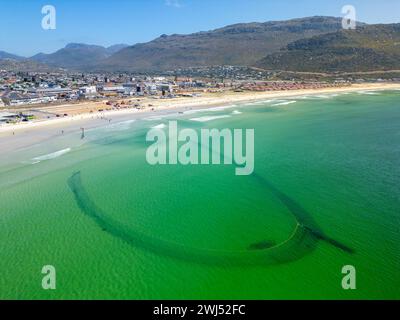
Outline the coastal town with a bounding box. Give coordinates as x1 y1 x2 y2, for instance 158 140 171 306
2 66 394 125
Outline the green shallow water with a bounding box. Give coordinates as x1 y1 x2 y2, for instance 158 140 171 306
0 91 399 299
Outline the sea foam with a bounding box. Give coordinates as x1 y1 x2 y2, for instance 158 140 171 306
106 119 136 131
271 101 297 106
31 148 71 163
152 124 166 129
357 91 380 95
190 115 231 122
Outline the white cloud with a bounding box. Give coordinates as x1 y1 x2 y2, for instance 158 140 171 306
165 0 182 8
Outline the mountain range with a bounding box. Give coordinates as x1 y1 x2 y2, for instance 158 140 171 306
256 23 400 72
0 51 24 61
1 16 399 74
0 58 58 72
30 43 129 69
97 16 345 72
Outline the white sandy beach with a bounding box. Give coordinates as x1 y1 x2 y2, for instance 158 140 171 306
0 83 399 154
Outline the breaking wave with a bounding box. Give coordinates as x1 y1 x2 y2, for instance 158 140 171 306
271 101 297 106
356 91 380 95
190 115 232 122
31 148 71 163
106 120 136 131
152 124 166 129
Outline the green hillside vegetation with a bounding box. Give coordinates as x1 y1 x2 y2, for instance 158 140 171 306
97 16 344 72
256 24 400 72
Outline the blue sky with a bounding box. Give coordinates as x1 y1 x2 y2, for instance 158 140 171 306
1 0 399 57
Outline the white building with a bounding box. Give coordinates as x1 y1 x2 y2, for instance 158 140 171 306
145 83 157 95
3 92 57 106
156 83 173 93
154 76 166 81
79 86 97 95
33 87 73 95
79 86 97 98
101 86 125 93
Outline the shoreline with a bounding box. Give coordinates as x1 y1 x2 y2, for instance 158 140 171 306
1 83 400 135
0 83 399 154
